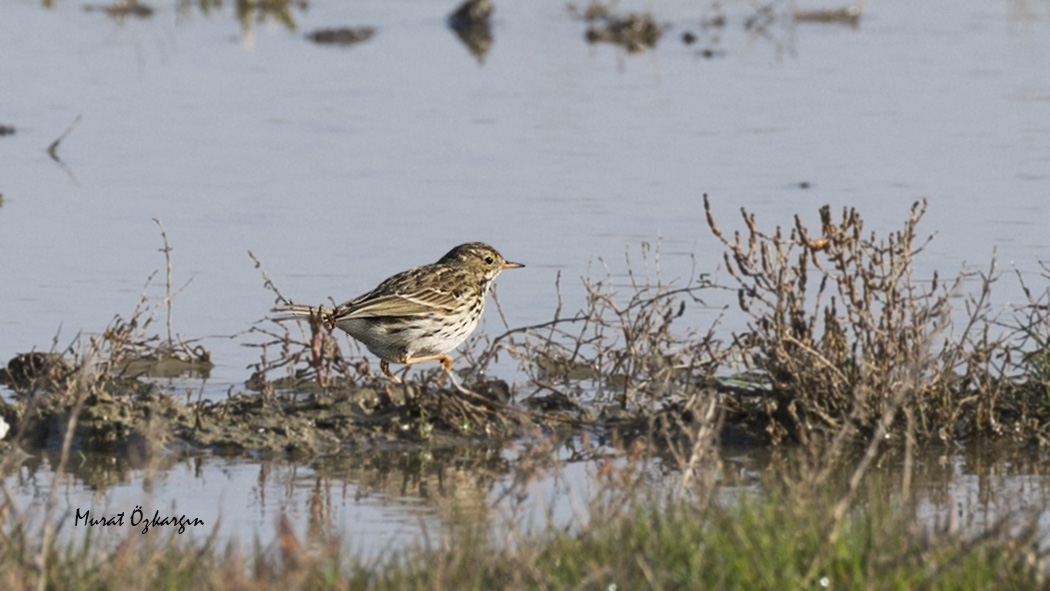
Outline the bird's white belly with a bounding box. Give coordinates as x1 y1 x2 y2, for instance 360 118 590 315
336 312 481 362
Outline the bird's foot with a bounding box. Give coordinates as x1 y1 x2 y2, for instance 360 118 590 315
381 361 403 384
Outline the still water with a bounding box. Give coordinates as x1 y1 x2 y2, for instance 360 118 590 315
7 439 1050 557
1 0 1049 548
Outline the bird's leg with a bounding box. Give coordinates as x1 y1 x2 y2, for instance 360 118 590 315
401 354 454 372
403 354 480 398
400 355 500 411
395 354 453 388
380 360 402 384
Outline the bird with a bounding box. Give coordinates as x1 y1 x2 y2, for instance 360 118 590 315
275 242 523 381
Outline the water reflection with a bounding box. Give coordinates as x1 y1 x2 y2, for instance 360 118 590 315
5 437 1050 552
2 443 516 553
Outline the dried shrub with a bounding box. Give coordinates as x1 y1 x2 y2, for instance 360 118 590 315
993 262 1050 442
479 243 725 411
244 251 375 397
704 195 1005 444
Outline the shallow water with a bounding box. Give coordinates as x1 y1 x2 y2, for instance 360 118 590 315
2 0 1050 550
7 438 1050 555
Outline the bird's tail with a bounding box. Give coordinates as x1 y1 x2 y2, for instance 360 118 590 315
270 304 334 324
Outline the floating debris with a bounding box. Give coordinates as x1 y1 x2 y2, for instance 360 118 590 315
305 27 376 47
567 1 612 22
449 0 493 28
794 5 863 26
83 0 154 19
448 0 494 63
47 114 81 164
585 12 663 52
0 124 14 136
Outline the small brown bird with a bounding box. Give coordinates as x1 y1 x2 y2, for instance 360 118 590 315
276 242 523 380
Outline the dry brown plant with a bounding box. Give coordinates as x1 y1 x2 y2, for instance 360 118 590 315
704 195 1006 445
478 243 725 411
244 250 374 398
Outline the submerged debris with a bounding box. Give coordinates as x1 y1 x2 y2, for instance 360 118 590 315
447 0 494 63
305 27 376 47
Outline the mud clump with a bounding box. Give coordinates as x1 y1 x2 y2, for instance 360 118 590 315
3 383 182 454
0 376 546 459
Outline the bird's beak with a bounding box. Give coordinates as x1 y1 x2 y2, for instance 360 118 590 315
502 261 525 270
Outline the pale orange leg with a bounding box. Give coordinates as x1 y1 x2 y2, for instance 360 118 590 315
381 355 453 387
397 354 483 399
401 353 454 372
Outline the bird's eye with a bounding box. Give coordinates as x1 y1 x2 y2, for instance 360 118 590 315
484 256 495 264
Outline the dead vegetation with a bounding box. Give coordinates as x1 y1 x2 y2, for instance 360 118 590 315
703 195 1050 446
707 197 959 444
470 244 724 431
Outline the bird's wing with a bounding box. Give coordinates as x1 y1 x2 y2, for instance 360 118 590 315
336 287 462 319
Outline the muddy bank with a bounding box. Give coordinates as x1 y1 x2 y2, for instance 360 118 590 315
1 382 502 458
0 366 747 460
